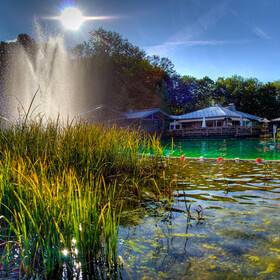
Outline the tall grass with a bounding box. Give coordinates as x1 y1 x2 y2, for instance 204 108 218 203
0 118 164 278
0 118 163 178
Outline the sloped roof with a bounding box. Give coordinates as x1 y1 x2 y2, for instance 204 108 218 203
125 108 169 119
233 110 262 121
225 105 263 121
170 105 242 120
171 104 263 122
271 117 280 122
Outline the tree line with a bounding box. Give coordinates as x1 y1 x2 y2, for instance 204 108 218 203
1 28 280 119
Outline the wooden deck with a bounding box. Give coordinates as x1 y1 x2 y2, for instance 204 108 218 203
164 126 261 138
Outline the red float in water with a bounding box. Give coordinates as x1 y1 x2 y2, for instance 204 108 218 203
218 157 223 161
256 158 262 163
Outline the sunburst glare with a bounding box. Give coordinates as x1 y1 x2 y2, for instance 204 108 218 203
59 7 85 30
46 3 115 31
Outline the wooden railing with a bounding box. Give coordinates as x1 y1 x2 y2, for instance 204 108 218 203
179 126 261 137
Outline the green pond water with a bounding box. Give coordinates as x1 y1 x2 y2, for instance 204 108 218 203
118 159 280 279
161 139 280 160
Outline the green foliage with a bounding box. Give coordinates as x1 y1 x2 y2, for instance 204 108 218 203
148 55 176 75
164 74 280 118
69 27 163 111
88 27 145 61
0 119 164 278
2 29 280 119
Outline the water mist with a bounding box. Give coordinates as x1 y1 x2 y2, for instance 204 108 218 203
3 25 87 122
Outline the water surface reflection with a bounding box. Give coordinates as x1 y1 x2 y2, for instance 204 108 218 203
162 139 280 160
118 159 280 279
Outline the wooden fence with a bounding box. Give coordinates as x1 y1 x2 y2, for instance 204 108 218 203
164 126 262 138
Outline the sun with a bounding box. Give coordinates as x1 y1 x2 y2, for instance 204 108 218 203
59 7 85 30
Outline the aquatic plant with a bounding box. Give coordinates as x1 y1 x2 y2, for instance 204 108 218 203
0 118 165 278
0 157 121 278
0 117 164 182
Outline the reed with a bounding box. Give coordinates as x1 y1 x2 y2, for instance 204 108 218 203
0 118 163 179
0 153 123 278
0 118 165 278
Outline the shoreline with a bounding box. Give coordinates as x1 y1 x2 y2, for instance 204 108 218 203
169 156 280 162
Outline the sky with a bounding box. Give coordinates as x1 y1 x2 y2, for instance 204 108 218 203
1 0 280 83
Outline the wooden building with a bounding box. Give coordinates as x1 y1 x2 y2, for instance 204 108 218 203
80 105 171 134
168 104 263 138
124 108 171 133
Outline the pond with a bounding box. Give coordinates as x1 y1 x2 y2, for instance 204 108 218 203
118 159 280 279
161 139 280 160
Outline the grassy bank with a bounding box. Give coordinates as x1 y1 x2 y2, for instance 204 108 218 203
0 119 165 279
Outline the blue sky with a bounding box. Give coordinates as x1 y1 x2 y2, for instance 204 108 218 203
1 0 280 83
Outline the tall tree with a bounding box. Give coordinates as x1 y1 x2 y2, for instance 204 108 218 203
73 28 163 111
158 75 194 115
148 55 176 75
256 83 280 118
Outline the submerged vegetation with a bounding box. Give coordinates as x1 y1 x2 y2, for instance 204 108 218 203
0 119 166 279
118 159 280 279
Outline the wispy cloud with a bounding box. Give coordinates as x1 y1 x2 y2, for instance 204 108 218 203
160 40 241 47
170 0 230 43
229 9 271 40
145 0 233 56
145 39 245 57
253 26 271 40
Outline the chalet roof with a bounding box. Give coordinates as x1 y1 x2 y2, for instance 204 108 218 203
171 104 263 122
233 110 262 121
170 105 242 120
125 108 170 119
225 104 263 121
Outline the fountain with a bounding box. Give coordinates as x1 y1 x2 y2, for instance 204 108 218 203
2 25 86 122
